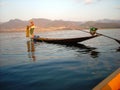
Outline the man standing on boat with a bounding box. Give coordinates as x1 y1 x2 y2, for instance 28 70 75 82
90 27 98 36
29 20 35 38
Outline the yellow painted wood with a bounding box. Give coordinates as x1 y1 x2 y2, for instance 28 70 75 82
26 26 29 37
93 68 120 90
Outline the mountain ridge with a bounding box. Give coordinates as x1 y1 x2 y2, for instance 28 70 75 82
0 18 120 32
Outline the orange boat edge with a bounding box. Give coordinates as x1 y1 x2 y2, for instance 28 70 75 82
93 68 120 90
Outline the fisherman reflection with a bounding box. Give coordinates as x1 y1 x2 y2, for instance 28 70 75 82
27 40 36 62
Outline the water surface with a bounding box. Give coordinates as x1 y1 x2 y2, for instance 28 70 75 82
0 29 120 90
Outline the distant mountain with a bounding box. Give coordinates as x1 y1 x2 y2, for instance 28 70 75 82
80 21 120 29
0 19 28 31
96 19 120 23
0 18 120 32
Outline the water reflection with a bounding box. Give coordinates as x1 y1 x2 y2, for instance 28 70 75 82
57 43 100 58
26 39 36 62
90 50 100 58
116 47 120 52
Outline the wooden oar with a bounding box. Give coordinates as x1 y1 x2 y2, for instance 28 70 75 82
96 33 120 44
26 26 30 37
80 30 120 44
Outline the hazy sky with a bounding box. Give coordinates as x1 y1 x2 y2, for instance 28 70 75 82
0 0 120 22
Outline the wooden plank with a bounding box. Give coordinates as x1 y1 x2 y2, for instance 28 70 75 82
93 68 120 90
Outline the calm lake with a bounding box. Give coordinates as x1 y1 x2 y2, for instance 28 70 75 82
0 29 120 90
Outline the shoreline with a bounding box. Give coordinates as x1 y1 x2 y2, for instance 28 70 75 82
0 28 120 33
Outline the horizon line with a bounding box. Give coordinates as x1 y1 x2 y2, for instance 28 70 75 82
1 18 120 23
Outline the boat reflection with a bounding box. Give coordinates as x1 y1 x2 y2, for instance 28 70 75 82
58 43 100 58
90 50 100 58
26 40 36 62
116 47 120 52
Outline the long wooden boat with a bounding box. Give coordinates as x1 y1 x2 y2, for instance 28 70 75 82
34 35 100 44
93 68 120 90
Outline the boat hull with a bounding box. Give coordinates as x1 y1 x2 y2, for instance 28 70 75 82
34 35 100 44
93 68 120 90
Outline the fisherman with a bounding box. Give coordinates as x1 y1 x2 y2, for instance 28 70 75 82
29 20 35 38
90 27 98 36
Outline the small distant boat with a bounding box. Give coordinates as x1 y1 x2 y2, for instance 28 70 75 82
93 68 120 90
34 35 100 44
